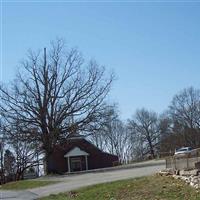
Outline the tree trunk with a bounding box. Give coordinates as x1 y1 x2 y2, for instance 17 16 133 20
147 137 155 159
15 170 23 181
44 152 52 175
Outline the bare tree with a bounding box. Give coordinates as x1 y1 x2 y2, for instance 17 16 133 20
4 150 16 178
127 124 146 161
0 120 6 183
168 87 200 148
0 39 113 174
128 108 160 159
2 119 41 180
90 104 130 163
169 87 200 129
158 113 173 156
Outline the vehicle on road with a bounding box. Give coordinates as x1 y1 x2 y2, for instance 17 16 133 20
174 147 192 156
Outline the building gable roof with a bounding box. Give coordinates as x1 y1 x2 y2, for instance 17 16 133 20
64 147 89 157
56 137 118 158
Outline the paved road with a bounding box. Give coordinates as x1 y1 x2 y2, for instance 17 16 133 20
0 160 165 200
0 191 38 200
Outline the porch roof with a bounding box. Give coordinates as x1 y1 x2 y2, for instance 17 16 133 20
64 147 89 157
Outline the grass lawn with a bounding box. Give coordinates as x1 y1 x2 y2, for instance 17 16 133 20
40 175 200 200
0 179 59 190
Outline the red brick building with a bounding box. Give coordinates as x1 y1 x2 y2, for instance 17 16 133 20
47 134 118 174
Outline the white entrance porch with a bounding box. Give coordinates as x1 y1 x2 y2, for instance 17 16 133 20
64 147 89 172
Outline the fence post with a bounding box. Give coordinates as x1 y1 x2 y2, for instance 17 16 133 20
186 155 189 169
174 157 176 170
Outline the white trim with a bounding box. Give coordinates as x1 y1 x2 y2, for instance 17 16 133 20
64 147 89 158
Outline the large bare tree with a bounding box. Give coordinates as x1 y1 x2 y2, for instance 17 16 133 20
128 108 160 159
169 87 200 129
163 87 200 150
0 39 113 173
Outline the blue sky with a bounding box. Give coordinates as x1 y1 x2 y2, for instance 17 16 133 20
1 1 200 119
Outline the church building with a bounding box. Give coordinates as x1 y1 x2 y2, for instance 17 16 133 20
47 134 119 174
